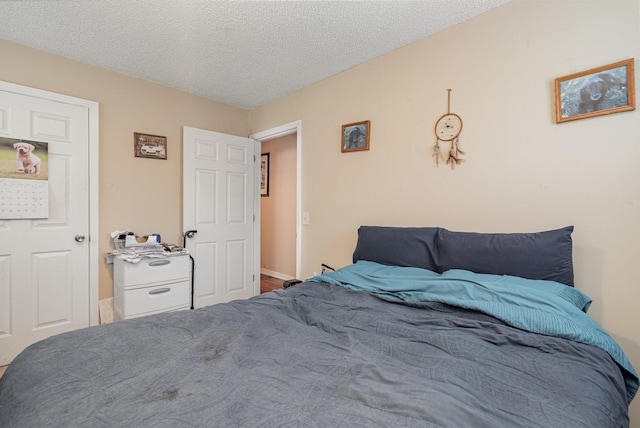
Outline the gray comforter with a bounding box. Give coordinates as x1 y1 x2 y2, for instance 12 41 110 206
0 282 630 427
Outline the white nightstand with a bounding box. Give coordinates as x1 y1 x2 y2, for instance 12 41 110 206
113 254 191 321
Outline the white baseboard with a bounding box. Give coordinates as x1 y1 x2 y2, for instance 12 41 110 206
260 268 296 281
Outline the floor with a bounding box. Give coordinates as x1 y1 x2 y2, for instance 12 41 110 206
0 278 282 379
261 274 283 293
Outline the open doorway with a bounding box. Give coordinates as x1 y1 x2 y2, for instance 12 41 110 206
260 133 296 284
251 121 302 288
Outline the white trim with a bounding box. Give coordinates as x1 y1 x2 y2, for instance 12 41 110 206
0 81 100 326
250 120 302 280
253 139 261 297
88 98 100 326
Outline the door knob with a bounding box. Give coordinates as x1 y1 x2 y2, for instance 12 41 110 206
75 235 86 242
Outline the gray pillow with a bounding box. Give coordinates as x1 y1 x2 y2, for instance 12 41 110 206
436 226 575 286
352 226 440 271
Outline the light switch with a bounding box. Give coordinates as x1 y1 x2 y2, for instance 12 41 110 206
302 212 310 225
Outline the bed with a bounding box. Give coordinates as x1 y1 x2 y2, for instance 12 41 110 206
0 225 637 427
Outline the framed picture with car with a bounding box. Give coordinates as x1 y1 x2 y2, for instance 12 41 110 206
134 132 167 159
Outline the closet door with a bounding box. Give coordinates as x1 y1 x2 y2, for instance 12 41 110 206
0 81 98 365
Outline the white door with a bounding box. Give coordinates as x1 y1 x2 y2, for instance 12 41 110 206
0 82 98 365
183 126 259 308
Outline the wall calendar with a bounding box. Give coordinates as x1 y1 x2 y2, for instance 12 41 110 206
0 137 49 219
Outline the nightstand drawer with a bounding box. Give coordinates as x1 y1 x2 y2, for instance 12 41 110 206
116 255 191 286
120 280 191 318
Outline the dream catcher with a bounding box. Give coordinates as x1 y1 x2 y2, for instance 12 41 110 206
433 89 465 168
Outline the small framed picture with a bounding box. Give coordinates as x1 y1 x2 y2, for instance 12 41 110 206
260 153 270 197
341 120 370 153
555 58 635 123
134 132 167 159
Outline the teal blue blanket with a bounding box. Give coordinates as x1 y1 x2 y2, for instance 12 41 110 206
309 261 639 403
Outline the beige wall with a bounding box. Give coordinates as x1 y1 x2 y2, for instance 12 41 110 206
260 134 297 278
0 39 249 300
250 0 640 422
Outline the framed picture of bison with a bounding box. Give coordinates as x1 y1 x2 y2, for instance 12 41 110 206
341 120 370 153
555 58 635 123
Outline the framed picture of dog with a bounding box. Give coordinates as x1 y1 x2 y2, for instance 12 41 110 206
555 58 635 123
134 132 167 159
341 120 370 153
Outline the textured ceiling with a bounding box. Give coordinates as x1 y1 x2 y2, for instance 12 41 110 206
0 0 511 109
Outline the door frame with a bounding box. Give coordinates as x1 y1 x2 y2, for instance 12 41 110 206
250 120 302 280
0 80 100 325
